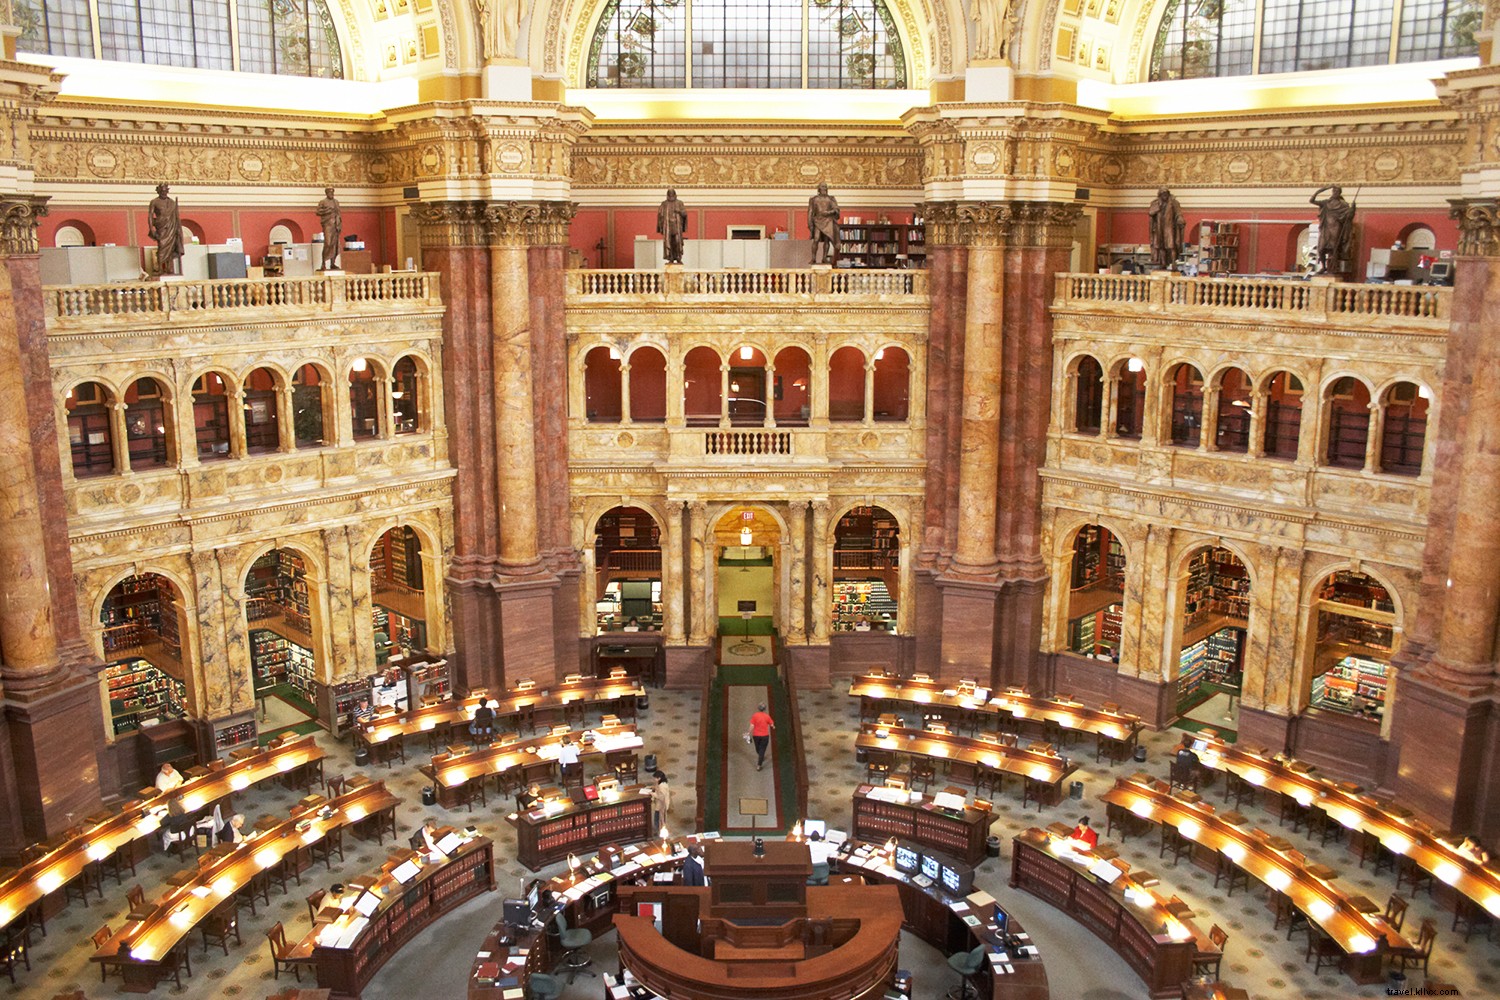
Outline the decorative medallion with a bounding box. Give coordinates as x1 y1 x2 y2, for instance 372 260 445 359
670 161 694 178
497 144 526 172
264 465 285 484
119 483 142 505
616 431 635 448
972 144 999 173
238 153 266 181
86 146 118 179
1372 151 1404 181
420 144 444 175
799 161 821 177
1224 156 1253 183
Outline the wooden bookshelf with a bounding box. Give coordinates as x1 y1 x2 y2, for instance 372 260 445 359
851 785 991 865
509 788 653 871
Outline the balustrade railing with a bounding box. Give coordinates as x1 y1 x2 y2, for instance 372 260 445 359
568 268 926 299
47 272 440 323
703 429 793 456
1055 272 1451 325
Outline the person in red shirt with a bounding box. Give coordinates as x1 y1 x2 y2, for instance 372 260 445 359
1070 816 1099 850
748 704 775 771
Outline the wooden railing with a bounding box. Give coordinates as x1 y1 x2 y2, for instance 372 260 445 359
776 634 810 827
1055 272 1451 325
47 272 442 323
568 268 927 299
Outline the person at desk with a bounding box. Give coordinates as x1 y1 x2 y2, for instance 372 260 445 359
155 762 184 792
217 813 247 844
1459 836 1490 863
412 818 441 857
682 844 707 886
1070 816 1098 850
472 699 496 741
624 617 641 632
517 784 543 811
557 735 582 781
807 830 836 866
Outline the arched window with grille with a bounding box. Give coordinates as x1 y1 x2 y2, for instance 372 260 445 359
17 0 343 78
587 0 907 89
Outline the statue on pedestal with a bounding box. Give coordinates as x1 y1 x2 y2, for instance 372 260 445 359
1148 187 1184 268
808 183 841 265
148 182 183 276
317 187 342 270
973 0 1018 62
474 0 528 59
657 188 687 265
1310 185 1355 274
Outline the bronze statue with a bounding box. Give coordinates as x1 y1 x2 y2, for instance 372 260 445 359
1148 187 1185 268
316 187 342 270
1310 185 1355 273
657 188 687 265
808 182 841 265
148 183 183 276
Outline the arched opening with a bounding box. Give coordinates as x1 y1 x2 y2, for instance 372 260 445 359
871 347 910 422
1379 381 1429 476
292 363 329 447
1324 376 1372 469
728 345 769 426
1213 367 1252 452
1400 225 1437 253
1262 371 1303 461
349 359 380 439
268 221 302 247
593 507 663 633
244 547 319 717
1308 570 1397 724
714 505 781 638
54 222 92 247
391 356 421 434
1074 356 1104 434
832 506 899 632
1113 359 1147 439
101 572 188 736
1065 524 1125 659
191 370 232 460
242 367 281 454
1293 225 1317 273
372 525 430 668
828 346 866 422
66 380 115 477
125 377 172 470
1167 363 1205 446
683 346 723 426
1175 546 1250 726
584 345 624 422
629 346 667 423
774 347 812 426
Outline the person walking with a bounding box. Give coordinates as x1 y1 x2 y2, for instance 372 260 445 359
748 703 775 771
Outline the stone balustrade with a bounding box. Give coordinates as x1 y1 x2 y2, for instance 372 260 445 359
1054 272 1451 326
567 267 928 301
46 272 442 325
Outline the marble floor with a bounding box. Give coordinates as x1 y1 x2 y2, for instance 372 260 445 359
11 680 1488 1000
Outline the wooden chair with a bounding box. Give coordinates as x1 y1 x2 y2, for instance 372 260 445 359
308 827 345 869
1385 893 1408 932
1271 892 1308 940
126 884 148 918
1159 825 1191 866
864 751 893 784
1305 926 1344 974
1191 924 1227 979
325 773 347 800
306 888 327 925
1213 852 1249 895
0 919 29 984
456 780 488 813
1453 894 1494 941
62 862 103 906
606 752 639 785
267 921 316 981
92 925 124 984
237 869 272 916
1396 856 1434 898
199 898 240 955
1394 918 1436 975
909 758 937 794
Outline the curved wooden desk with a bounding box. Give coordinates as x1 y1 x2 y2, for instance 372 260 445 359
615 883 902 1000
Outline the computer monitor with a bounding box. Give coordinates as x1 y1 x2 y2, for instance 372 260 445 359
895 845 919 872
1429 261 1452 283
920 854 940 880
1190 738 1208 753
525 879 541 913
803 819 827 839
941 864 965 894
994 907 1009 935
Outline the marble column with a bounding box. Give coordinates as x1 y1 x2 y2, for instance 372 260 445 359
862 360 876 425
275 385 295 453
1246 386 1268 458
918 208 967 568
228 389 248 458
764 364 777 428
1362 400 1385 473
319 526 357 684
665 500 686 644
688 501 709 645
620 362 633 423
1199 386 1220 450
786 500 808 644
810 499 831 643
108 402 131 474
486 203 543 571
719 363 731 428
216 547 256 715
950 203 1009 574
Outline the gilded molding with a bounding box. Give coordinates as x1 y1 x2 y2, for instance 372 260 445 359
483 200 542 248
411 200 488 249
1009 201 1082 249
1450 198 1500 257
0 195 48 256
534 200 579 246
956 201 1013 249
571 134 921 190
922 201 961 247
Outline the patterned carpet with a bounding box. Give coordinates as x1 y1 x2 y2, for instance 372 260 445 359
10 681 1488 1000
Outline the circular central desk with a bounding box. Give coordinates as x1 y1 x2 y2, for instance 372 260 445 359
614 882 903 1000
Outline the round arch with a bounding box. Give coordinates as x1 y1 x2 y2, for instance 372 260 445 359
1170 538 1257 727
1298 563 1404 731
707 502 788 639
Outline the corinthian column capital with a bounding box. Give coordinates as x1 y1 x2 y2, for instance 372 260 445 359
1450 198 1500 257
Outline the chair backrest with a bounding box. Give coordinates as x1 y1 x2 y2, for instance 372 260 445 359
1386 893 1408 928
267 921 286 953
966 943 987 971
127 885 144 910
1210 924 1227 950
327 774 347 797
553 911 569 934
1419 918 1437 953
92 926 111 950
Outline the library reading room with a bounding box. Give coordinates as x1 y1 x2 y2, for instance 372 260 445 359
0 0 1498 998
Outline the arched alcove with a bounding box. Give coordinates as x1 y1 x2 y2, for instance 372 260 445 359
833 505 900 631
